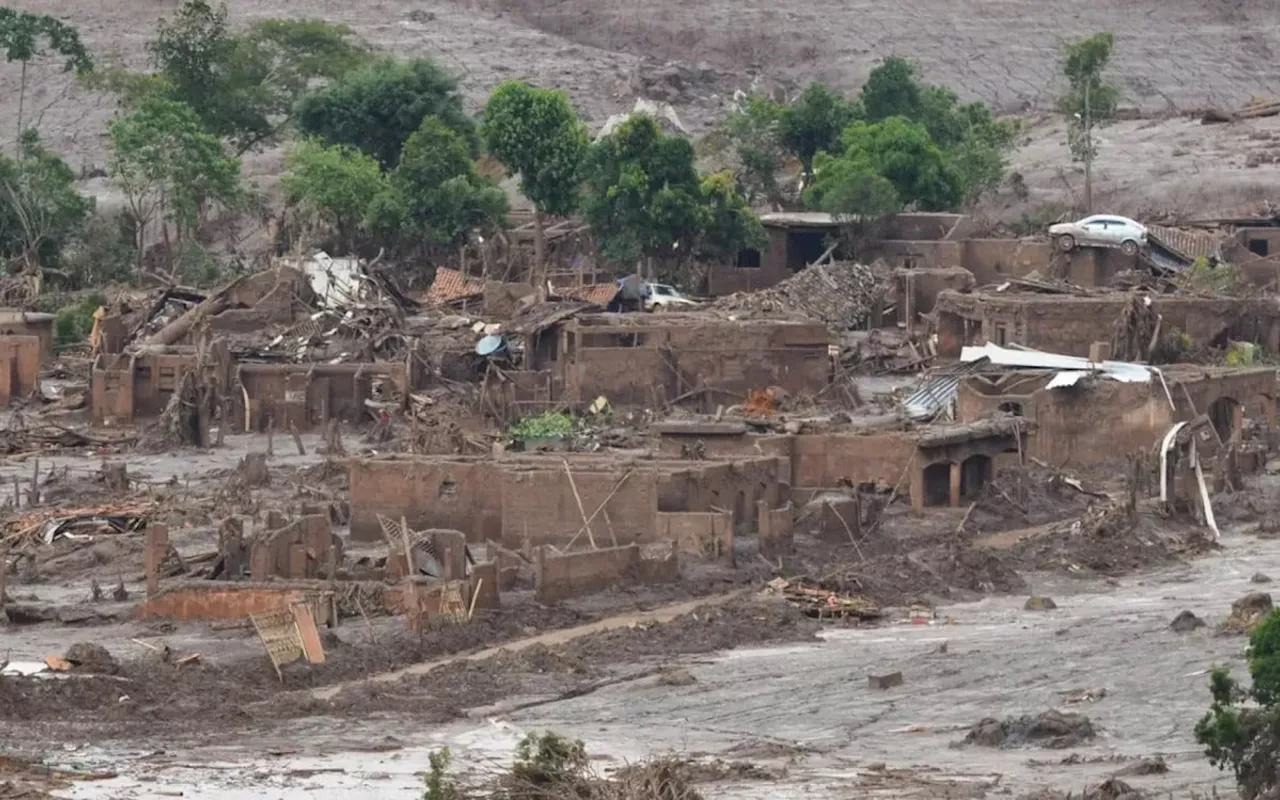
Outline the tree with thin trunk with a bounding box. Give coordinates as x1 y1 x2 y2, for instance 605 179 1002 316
482 81 586 293
1057 32 1118 214
0 9 93 151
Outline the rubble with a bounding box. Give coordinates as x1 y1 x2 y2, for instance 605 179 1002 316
764 577 881 620
1024 596 1057 611
964 710 1096 749
1221 591 1274 633
1169 610 1207 632
712 260 885 331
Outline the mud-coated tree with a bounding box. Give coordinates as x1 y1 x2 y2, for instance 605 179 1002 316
0 9 92 147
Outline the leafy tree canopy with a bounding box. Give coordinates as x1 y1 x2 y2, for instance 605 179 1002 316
0 8 92 72
777 83 860 179
1196 609 1280 800
296 57 478 169
281 139 390 253
148 1 370 151
482 81 586 218
109 95 242 248
810 117 963 212
381 116 507 247
0 130 93 270
581 114 708 269
697 171 764 263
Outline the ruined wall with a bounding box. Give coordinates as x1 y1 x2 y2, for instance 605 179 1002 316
0 314 53 359
657 458 783 532
563 318 828 409
656 511 734 565
249 515 334 581
960 240 1055 284
870 240 963 270
91 350 202 425
884 213 967 240
534 543 678 603
704 227 792 296
0 336 40 404
499 467 658 549
655 429 794 484
138 581 335 623
349 459 503 542
935 292 1280 359
896 268 976 329
234 362 407 432
757 500 794 558
791 432 918 489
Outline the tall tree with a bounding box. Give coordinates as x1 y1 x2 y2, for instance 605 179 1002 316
148 0 369 152
383 116 507 247
696 171 764 264
777 83 861 183
281 139 390 254
809 117 963 212
581 115 708 277
295 58 477 169
0 130 93 274
723 93 787 207
482 81 587 289
0 9 93 148
109 96 241 269
1057 32 1118 213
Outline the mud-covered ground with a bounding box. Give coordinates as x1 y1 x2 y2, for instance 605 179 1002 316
0 430 1266 798
5 521 1272 799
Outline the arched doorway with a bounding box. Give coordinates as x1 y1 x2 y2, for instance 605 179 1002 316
960 454 992 500
922 462 952 507
1208 396 1241 442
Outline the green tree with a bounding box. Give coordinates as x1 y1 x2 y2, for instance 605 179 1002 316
384 116 507 247
1057 32 1118 211
859 57 1017 204
778 83 861 183
109 96 242 269
482 81 587 286
723 93 787 206
803 155 900 258
148 1 370 152
0 9 93 146
296 58 478 169
814 117 963 212
0 130 93 274
581 114 707 275
281 139 390 254
1196 610 1280 799
696 171 764 263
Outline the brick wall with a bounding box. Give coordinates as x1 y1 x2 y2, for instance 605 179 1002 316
500 467 657 549
656 511 734 565
349 459 502 542
791 432 918 489
0 336 40 404
249 515 334 581
138 581 334 623
534 543 678 603
235 362 408 432
757 500 794 558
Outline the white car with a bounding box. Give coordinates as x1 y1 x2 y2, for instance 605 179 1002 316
644 283 700 311
1048 215 1148 256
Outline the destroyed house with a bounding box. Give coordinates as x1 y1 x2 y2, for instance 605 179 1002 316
505 312 831 411
934 290 1280 359
949 344 1277 468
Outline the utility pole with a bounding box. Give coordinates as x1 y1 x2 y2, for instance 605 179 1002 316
1083 80 1093 214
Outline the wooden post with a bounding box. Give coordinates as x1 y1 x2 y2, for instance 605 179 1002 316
145 523 169 598
949 462 962 508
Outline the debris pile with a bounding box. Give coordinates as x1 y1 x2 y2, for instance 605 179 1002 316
964 710 1096 749
1221 591 1273 634
713 261 884 330
764 577 881 620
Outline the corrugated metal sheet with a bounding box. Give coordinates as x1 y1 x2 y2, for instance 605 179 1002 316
960 343 1152 385
901 359 989 421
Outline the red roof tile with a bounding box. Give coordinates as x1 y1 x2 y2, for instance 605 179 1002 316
425 268 485 305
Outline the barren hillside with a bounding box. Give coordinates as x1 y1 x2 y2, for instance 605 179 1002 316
5 0 1280 216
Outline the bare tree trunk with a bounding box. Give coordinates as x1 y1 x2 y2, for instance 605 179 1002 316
533 208 547 297
15 61 26 156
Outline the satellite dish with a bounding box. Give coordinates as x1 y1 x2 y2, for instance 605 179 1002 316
476 334 506 356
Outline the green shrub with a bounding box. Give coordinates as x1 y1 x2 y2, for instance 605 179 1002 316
507 411 573 442
54 293 107 349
